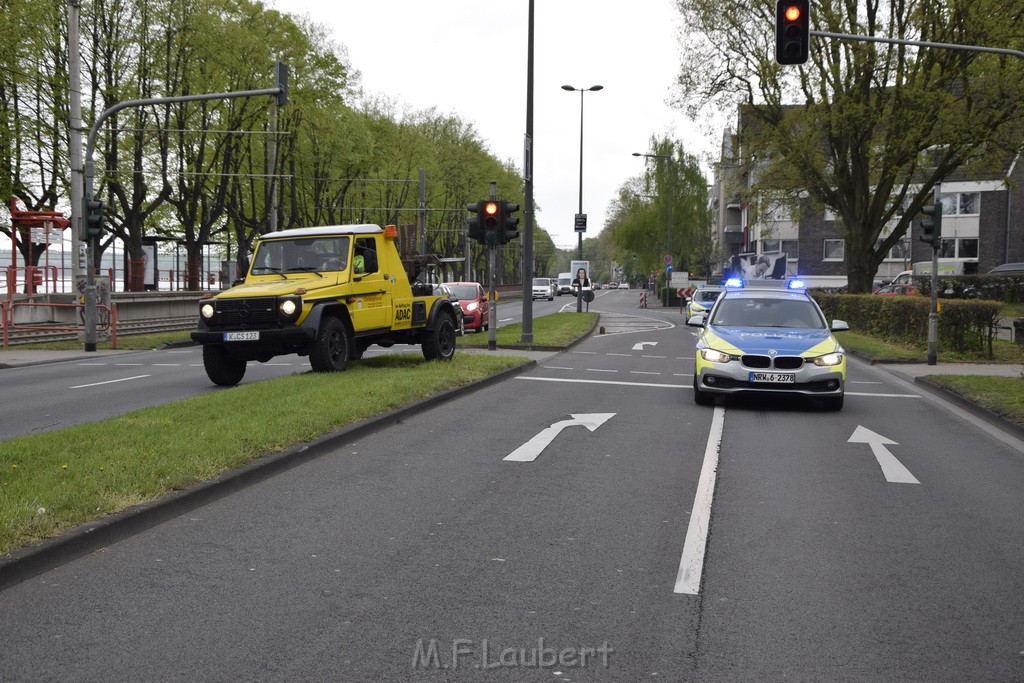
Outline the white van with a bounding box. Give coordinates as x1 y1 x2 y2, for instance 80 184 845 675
556 272 573 295
532 277 555 300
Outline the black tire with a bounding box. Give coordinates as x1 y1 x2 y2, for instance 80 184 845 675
350 341 369 361
547 296 553 301
309 317 351 372
422 309 457 361
693 374 713 405
203 345 247 386
822 394 844 411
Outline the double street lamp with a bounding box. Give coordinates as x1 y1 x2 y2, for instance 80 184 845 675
633 151 674 306
563 84 603 312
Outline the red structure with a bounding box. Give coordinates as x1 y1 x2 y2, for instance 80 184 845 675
7 196 70 296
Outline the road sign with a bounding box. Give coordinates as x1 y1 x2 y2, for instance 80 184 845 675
574 213 587 232
666 265 674 275
665 254 672 264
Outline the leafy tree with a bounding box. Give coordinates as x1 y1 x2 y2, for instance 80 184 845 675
674 0 1024 291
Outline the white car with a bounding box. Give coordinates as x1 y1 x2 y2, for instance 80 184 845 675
617 282 629 289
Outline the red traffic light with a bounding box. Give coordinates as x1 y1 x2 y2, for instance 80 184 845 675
784 4 801 21
484 202 499 216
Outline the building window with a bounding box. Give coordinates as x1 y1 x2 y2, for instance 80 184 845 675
937 237 978 259
781 239 799 259
939 192 980 216
823 239 845 261
761 239 780 253
823 206 837 222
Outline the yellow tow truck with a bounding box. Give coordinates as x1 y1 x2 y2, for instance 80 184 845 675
191 224 459 386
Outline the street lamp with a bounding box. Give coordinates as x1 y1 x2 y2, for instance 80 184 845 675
563 84 603 312
633 151 674 306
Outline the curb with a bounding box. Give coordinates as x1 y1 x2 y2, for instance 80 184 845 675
0 358 538 592
912 376 1024 441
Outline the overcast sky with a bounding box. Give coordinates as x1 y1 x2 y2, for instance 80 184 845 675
269 0 727 251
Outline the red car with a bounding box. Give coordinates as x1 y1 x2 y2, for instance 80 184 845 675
446 282 490 333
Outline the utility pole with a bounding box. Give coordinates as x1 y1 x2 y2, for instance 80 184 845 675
68 0 84 282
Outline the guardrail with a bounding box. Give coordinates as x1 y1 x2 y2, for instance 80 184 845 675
2 301 117 348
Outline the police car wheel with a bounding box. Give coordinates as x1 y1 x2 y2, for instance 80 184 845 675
310 317 351 372
693 374 713 406
822 394 844 411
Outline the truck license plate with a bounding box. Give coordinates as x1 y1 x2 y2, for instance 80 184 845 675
749 372 795 383
224 331 259 341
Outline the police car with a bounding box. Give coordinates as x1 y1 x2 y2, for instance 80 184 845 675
686 285 724 318
686 278 849 410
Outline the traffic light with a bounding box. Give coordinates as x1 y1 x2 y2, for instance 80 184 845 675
274 61 289 107
482 200 500 245
919 203 943 247
85 197 105 238
466 201 483 242
775 0 809 65
501 201 520 243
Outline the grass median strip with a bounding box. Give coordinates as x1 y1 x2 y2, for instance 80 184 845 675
0 353 528 555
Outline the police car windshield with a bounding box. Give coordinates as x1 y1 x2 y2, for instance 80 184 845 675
694 290 721 303
710 297 824 329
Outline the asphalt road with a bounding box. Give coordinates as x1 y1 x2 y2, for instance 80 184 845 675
1 289 1023 680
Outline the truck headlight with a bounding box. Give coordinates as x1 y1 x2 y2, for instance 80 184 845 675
200 303 215 319
277 296 301 323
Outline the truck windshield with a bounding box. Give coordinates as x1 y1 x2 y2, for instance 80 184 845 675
251 237 350 274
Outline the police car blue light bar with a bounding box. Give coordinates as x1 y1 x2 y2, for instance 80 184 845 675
787 278 806 289
724 277 744 288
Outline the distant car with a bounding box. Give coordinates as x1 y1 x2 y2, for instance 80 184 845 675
987 262 1024 276
447 281 489 333
686 279 849 410
686 286 724 317
874 284 920 296
532 277 555 301
617 282 629 289
433 283 466 336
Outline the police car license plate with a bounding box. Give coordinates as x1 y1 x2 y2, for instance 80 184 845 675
224 331 259 341
749 372 795 383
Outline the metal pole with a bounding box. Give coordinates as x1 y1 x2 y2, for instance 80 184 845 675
666 156 673 307
68 0 84 284
927 186 941 365
520 0 535 343
576 89 584 313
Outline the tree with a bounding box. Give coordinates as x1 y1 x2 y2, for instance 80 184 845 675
604 137 711 287
674 0 1024 291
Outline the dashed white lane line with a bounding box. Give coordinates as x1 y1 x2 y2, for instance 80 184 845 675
71 374 151 389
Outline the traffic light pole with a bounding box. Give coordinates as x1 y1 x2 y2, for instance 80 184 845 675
80 74 287 350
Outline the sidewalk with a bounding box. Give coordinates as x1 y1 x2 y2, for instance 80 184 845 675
0 348 130 369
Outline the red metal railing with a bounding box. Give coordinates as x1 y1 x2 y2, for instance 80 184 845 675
1 300 117 349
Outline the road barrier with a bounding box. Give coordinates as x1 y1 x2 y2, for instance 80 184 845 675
639 292 647 308
2 300 117 348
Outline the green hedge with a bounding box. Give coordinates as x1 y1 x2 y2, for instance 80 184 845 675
814 293 1003 357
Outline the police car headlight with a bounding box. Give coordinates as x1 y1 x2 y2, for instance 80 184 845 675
277 296 301 322
812 352 844 367
200 303 215 319
700 349 734 364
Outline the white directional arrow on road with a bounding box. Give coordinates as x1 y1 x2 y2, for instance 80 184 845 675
504 413 615 462
847 426 920 484
632 341 658 351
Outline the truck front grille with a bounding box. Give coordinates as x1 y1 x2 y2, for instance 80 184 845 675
211 297 278 330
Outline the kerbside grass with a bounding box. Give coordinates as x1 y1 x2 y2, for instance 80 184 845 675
0 353 527 553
